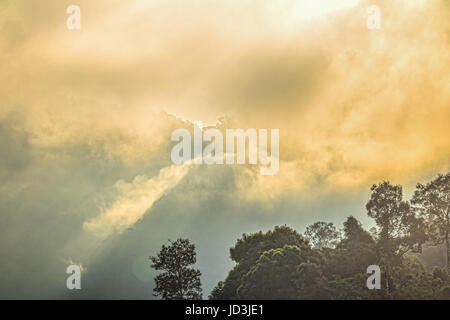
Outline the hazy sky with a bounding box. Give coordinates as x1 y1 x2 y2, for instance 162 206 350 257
0 0 449 298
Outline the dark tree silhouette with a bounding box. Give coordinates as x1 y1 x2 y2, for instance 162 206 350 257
150 238 202 300
206 175 450 300
412 173 450 273
366 181 426 295
211 218 448 300
304 221 341 249
210 225 312 299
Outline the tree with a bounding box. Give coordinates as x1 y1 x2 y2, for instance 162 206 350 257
230 225 311 269
237 245 310 299
412 173 450 274
210 225 312 299
211 219 448 300
366 181 426 295
322 216 377 280
150 239 202 300
341 216 375 246
208 281 224 300
295 262 331 299
390 255 444 300
304 221 341 249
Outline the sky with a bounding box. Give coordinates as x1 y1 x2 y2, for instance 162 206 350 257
0 0 449 298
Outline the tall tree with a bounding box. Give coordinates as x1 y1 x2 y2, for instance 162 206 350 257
304 221 341 249
150 239 202 300
237 245 311 299
412 173 450 273
210 220 447 300
341 216 375 246
323 216 377 280
366 181 426 295
210 225 312 299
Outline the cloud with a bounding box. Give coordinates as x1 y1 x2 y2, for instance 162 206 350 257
1 0 450 298
83 164 192 238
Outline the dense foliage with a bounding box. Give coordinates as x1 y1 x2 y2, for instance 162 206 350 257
209 175 450 300
150 174 450 300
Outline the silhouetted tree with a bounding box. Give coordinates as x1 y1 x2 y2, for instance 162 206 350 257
295 262 331 299
237 245 311 299
412 173 450 273
304 221 341 249
341 216 375 246
207 178 450 300
322 216 377 281
210 225 312 299
150 238 202 300
212 219 447 300
390 255 445 300
366 181 426 295
208 281 224 300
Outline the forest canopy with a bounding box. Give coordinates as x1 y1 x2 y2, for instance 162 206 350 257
207 174 450 300
151 173 450 300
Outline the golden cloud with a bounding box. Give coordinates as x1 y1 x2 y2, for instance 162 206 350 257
1 0 449 201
